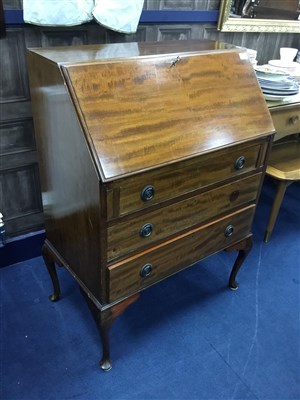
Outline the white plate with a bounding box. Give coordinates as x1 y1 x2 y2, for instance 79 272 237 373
268 60 299 69
255 65 289 76
263 93 291 101
261 82 299 94
259 81 297 90
263 90 299 96
255 66 290 81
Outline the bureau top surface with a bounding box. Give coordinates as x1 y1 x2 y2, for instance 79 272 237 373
29 40 275 181
29 40 235 64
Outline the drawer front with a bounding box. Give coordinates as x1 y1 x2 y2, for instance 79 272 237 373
107 140 266 218
108 205 255 302
270 106 300 140
107 173 262 261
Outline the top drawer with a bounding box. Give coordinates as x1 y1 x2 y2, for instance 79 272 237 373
270 105 300 140
106 139 268 218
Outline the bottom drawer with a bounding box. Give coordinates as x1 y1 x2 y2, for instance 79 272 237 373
108 205 255 302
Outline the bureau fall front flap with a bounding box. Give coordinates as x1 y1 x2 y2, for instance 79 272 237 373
59 43 274 181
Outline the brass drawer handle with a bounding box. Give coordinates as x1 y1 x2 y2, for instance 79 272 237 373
234 156 245 170
139 223 153 238
289 115 299 125
224 224 234 237
141 185 155 202
140 263 153 278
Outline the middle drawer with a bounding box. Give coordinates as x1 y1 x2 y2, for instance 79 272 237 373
107 173 261 261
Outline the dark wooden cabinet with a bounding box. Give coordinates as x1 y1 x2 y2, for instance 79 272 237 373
27 40 274 371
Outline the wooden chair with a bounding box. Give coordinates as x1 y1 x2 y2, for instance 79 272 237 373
264 134 300 242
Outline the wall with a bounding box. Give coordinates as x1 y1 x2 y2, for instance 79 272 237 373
1 0 300 240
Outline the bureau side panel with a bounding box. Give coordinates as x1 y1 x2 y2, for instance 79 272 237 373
27 52 105 302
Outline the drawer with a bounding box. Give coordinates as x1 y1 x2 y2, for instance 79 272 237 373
108 205 255 302
106 140 267 218
270 106 300 140
107 173 262 261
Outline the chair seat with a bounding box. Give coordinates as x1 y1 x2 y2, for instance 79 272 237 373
266 141 300 181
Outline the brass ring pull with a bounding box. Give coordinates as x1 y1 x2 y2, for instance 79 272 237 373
139 223 153 238
140 264 153 278
141 185 155 202
224 225 234 237
234 156 245 170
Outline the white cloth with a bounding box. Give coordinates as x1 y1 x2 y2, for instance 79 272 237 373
23 0 94 26
95 42 139 59
92 0 144 33
23 0 144 33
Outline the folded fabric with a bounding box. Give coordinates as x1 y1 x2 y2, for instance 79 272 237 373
95 42 139 59
93 0 144 33
23 0 94 26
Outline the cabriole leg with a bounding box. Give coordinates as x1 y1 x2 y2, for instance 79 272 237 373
42 243 61 302
225 236 253 290
81 290 140 372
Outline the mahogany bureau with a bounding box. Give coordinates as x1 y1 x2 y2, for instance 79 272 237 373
27 40 275 371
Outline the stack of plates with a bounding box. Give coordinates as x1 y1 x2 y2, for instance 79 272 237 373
255 65 299 101
268 59 300 84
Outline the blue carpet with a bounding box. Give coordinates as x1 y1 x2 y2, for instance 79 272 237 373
1 178 300 400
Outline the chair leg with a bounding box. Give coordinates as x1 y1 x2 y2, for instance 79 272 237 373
264 180 292 243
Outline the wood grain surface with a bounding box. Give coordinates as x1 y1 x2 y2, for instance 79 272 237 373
106 139 268 217
107 173 262 260
108 205 256 302
28 41 274 308
63 47 274 180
